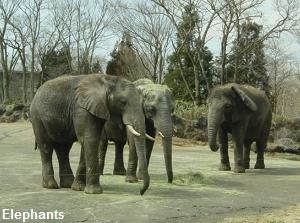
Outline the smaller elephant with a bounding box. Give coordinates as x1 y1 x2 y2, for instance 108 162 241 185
99 79 174 183
207 83 272 173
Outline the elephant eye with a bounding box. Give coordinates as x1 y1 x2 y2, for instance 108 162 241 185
224 104 232 110
119 98 127 106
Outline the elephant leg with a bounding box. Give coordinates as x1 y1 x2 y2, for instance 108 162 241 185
113 141 126 175
84 136 102 194
125 135 138 183
39 144 58 189
72 146 86 191
232 125 246 173
243 141 252 169
99 138 108 175
218 128 231 171
55 143 74 188
254 140 265 169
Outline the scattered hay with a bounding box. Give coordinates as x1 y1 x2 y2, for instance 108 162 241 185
173 171 213 186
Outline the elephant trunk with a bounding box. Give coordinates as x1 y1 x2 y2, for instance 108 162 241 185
123 112 149 195
162 136 173 183
133 135 150 195
208 110 221 152
155 113 173 183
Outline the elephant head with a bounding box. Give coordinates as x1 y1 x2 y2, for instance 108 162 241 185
207 84 258 152
76 74 149 195
134 79 174 183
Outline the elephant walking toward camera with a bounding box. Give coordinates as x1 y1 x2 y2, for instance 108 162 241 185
30 74 150 195
207 84 272 173
99 79 174 183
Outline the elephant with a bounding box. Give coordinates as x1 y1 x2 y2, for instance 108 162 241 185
99 78 174 183
30 74 150 195
207 83 272 173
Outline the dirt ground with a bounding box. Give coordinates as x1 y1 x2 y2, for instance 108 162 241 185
1 121 300 223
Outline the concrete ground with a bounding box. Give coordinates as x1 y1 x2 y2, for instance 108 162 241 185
0 121 300 223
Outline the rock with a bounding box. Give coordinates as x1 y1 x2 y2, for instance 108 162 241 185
0 104 5 115
5 104 15 116
13 103 25 111
275 128 297 141
0 115 18 123
11 111 22 121
172 114 208 141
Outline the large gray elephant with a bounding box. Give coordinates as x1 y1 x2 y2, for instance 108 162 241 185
207 83 272 173
99 79 174 183
30 74 150 195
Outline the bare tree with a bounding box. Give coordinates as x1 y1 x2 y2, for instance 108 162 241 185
113 0 174 83
151 0 218 102
49 0 113 74
22 0 43 100
7 15 30 104
0 0 21 102
266 38 299 114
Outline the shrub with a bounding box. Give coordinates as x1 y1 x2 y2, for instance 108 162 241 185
174 100 208 120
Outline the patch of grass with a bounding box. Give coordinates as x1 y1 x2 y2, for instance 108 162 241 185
173 171 213 186
267 219 284 223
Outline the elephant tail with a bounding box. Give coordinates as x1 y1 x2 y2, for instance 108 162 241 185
34 141 37 150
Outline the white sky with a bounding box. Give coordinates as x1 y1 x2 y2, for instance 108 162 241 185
97 0 300 64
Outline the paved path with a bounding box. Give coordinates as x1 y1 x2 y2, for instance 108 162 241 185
0 121 300 222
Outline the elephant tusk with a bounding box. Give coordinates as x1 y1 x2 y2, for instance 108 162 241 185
127 125 141 137
158 131 165 138
145 134 155 141
173 127 177 133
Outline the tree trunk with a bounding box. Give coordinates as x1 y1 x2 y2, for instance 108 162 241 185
0 42 10 102
21 59 27 104
0 71 3 102
30 46 35 100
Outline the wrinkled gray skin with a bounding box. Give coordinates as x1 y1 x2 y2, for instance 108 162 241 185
207 83 272 173
30 74 149 195
99 79 174 183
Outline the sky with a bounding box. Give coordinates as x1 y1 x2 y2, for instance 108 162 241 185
97 0 300 65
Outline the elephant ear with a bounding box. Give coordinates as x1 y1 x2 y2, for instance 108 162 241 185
75 74 110 120
231 86 258 112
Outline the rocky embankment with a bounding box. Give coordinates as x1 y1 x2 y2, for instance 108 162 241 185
0 103 30 123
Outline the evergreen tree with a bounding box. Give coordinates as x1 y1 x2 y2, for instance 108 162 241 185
41 46 72 81
164 4 216 104
227 20 269 93
106 32 145 81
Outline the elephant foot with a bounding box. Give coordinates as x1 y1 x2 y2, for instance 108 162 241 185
125 175 138 183
254 162 265 169
71 180 85 191
84 184 103 194
113 167 126 176
243 162 250 169
42 177 59 189
233 165 245 173
219 163 231 171
60 175 75 188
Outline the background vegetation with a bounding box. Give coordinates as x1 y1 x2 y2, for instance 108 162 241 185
0 0 299 118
